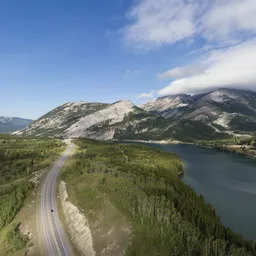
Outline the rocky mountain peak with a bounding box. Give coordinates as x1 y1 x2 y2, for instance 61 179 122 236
141 94 193 113
11 88 256 141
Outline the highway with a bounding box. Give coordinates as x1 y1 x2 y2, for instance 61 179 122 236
39 143 75 256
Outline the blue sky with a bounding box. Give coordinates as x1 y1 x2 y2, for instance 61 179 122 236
1 0 256 119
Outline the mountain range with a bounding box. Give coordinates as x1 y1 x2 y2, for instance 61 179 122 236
14 88 256 141
0 117 33 133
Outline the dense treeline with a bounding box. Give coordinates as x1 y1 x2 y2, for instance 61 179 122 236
73 139 183 179
63 139 256 256
0 134 65 184
0 135 65 232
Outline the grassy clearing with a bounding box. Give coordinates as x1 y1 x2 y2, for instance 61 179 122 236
0 134 65 184
62 138 256 256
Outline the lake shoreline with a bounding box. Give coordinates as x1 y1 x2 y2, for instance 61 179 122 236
113 139 193 145
114 138 256 160
195 143 256 160
148 142 256 240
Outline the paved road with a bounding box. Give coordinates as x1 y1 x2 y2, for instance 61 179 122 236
39 143 74 256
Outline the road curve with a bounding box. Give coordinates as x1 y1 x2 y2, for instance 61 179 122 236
39 143 74 256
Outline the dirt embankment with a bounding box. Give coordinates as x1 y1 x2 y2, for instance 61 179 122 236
59 181 96 256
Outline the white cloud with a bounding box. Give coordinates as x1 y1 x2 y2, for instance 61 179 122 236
123 0 256 97
158 65 206 79
123 0 256 50
123 0 198 50
136 90 156 99
158 39 256 96
201 0 256 42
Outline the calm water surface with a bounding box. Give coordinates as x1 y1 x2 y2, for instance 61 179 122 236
148 143 256 240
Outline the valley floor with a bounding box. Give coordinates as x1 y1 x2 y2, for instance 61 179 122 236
60 138 256 256
1 135 256 255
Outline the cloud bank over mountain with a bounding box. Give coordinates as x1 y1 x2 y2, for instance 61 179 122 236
158 40 256 96
127 0 256 97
